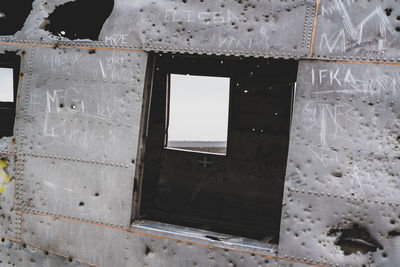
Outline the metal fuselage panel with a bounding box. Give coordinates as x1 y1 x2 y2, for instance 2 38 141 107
0 0 399 266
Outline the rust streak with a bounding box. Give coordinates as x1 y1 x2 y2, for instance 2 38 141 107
309 0 321 58
318 59 400 66
0 152 16 156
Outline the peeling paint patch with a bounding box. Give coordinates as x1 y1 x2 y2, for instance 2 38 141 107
0 159 11 193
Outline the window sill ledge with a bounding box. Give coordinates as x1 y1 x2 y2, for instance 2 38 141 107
130 220 278 256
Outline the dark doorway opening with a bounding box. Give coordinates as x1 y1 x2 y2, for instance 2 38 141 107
138 53 298 242
0 52 21 138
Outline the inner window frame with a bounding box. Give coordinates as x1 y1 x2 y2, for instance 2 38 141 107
0 53 20 108
0 52 21 138
164 73 232 156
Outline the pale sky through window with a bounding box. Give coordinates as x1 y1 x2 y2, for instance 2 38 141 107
0 68 13 102
168 74 230 142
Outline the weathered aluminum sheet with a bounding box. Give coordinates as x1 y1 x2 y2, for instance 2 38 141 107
100 0 315 58
279 189 400 266
23 213 126 267
0 238 93 267
312 0 400 62
21 46 146 166
9 46 147 228
17 155 134 228
23 213 280 267
286 60 400 202
2 0 316 59
279 60 400 265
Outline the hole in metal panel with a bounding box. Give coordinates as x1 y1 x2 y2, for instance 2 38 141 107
385 8 393 16
43 0 114 40
0 0 34 35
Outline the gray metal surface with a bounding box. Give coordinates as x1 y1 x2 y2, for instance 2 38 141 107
22 46 146 165
100 0 315 58
23 213 280 267
0 238 94 267
312 0 400 62
279 60 400 266
9 45 147 229
1 0 317 59
1 0 400 266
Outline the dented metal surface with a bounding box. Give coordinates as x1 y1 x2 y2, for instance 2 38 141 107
312 0 400 61
280 60 400 266
0 0 399 266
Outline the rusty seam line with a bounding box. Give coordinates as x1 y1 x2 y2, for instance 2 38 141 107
0 42 145 53
309 0 321 58
0 233 98 267
19 210 327 267
0 152 16 156
2 41 400 66
315 59 400 66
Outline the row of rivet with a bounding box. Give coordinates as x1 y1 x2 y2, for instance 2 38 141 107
39 74 141 86
280 255 350 267
13 47 36 224
5 37 400 64
21 152 132 168
287 187 400 206
18 208 125 230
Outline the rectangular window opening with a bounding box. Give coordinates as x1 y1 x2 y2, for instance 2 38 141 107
0 67 14 102
137 53 298 245
166 74 230 155
0 52 21 138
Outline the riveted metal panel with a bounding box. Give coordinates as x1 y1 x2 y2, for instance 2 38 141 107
279 59 400 266
0 45 32 242
125 232 279 267
2 0 317 59
17 155 134 228
23 213 280 267
20 46 146 166
0 238 93 267
312 0 400 62
279 189 400 266
100 0 315 58
23 213 126 267
285 60 400 204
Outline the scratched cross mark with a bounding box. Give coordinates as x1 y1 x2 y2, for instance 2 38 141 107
198 157 212 167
